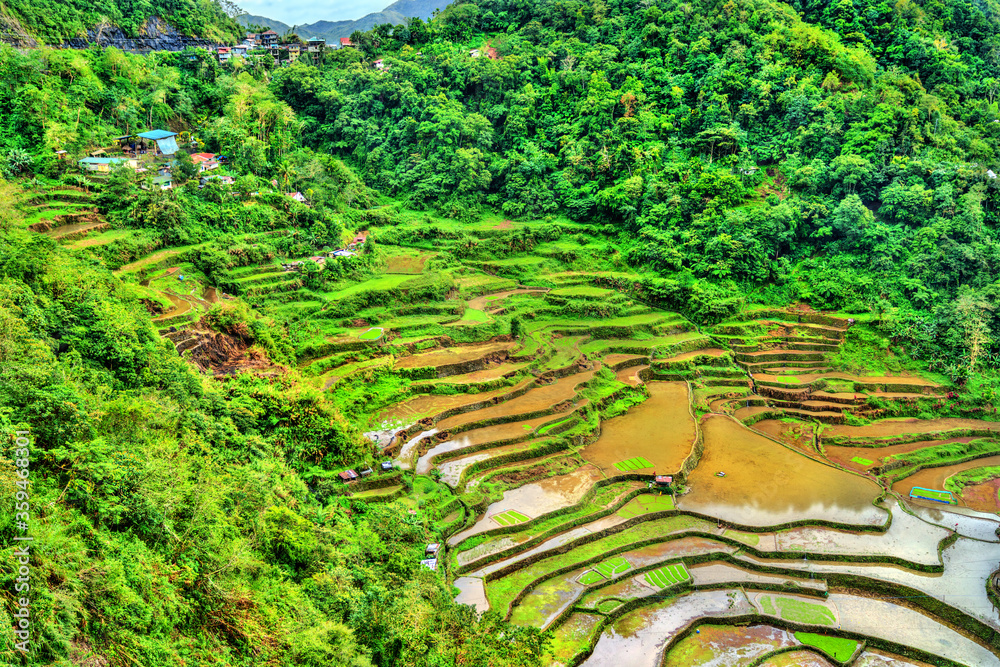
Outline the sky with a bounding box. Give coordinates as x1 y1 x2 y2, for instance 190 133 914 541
237 0 386 25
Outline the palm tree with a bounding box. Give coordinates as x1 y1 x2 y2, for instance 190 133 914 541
276 160 296 191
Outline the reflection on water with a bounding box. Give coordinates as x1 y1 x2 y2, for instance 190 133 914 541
581 590 754 667
681 415 885 527
581 382 695 475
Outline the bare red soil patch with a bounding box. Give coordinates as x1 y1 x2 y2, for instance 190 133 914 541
958 477 1000 513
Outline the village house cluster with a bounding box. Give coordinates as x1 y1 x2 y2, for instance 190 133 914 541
281 231 367 272
73 128 301 200
220 31 330 67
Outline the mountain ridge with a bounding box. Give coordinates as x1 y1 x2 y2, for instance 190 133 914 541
237 0 445 41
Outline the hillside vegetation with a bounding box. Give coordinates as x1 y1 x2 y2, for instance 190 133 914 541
273 0 1000 385
1 0 1000 665
2 0 243 44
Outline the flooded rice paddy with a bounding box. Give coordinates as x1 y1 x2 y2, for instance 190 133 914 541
581 590 756 667
393 340 516 370
824 437 979 472
680 415 885 526
581 382 696 476
379 378 533 424
417 407 578 474
854 651 936 667
758 650 834 667
824 417 1000 439
450 466 604 542
662 623 797 667
891 455 1000 509
435 370 594 431
452 577 489 613
829 593 999 666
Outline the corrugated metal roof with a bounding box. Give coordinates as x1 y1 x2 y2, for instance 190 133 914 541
137 130 177 140
79 157 132 164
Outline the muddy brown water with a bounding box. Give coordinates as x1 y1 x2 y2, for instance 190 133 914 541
823 438 978 472
423 362 530 385
581 382 695 476
824 418 1000 439
416 407 578 474
665 347 728 362
43 222 104 237
603 353 647 368
680 415 885 526
892 454 1000 509
662 623 798 667
755 371 939 386
758 650 834 667
152 293 192 321
435 369 595 431
466 288 546 311
394 340 516 369
614 364 647 386
752 419 818 454
378 378 533 422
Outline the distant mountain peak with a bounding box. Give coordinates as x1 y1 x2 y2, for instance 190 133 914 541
237 0 445 41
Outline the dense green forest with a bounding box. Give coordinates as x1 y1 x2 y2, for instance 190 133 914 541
2 0 1000 664
2 0 243 43
0 37 549 667
273 0 1000 384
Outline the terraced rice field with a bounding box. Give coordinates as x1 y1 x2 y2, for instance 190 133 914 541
67 203 1000 667
582 382 695 476
644 562 689 589
492 509 530 526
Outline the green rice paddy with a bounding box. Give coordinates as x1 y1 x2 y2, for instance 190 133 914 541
643 562 689 589
594 556 631 578
851 456 873 466
491 509 530 526
596 599 622 613
458 308 489 323
323 274 418 299
794 632 858 661
759 596 836 626
614 456 654 471
909 486 956 504
358 327 384 341
578 570 606 585
617 494 675 518
548 286 613 298
537 417 574 435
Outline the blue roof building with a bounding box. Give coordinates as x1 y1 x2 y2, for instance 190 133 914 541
137 130 179 155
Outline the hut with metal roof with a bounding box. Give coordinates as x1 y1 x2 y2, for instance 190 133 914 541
137 130 180 156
